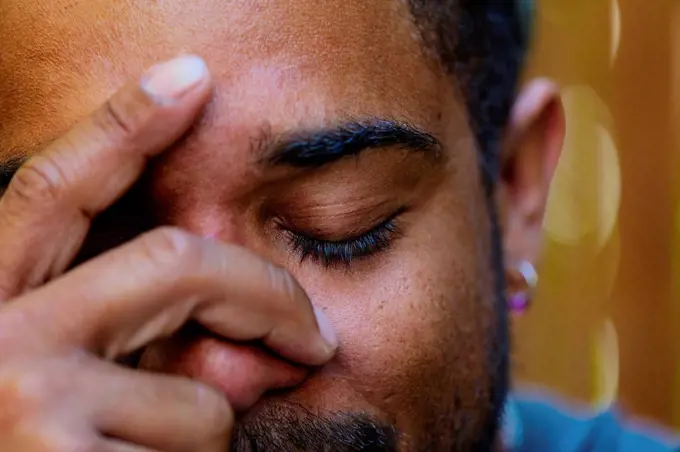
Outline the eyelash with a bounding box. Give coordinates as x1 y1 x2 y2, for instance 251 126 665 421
282 209 405 267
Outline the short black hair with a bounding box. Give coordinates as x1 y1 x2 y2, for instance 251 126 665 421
408 0 532 191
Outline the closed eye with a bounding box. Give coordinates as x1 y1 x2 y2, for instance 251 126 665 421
281 208 406 268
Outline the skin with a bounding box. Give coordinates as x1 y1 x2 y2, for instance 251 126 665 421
0 1 565 451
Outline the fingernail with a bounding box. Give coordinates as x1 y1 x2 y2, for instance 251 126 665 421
313 306 338 354
141 55 208 101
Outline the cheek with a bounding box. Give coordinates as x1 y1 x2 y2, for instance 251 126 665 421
302 228 490 413
293 151 498 433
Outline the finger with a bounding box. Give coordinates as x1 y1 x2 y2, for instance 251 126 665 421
3 422 155 452
3 227 337 366
99 440 158 452
81 358 232 452
0 54 212 300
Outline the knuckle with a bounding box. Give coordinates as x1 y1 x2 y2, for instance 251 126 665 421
139 227 201 272
0 368 48 425
35 435 96 452
91 97 138 140
7 154 69 206
0 366 90 452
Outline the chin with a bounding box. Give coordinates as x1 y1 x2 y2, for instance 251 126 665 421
231 398 399 452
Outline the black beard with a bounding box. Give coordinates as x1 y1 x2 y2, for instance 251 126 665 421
229 396 504 452
230 402 399 452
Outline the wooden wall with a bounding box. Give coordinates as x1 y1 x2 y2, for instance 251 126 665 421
513 0 679 429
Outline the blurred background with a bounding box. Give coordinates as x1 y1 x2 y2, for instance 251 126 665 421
513 0 680 429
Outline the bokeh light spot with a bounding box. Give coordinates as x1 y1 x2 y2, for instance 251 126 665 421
593 318 620 410
543 86 621 251
610 0 621 65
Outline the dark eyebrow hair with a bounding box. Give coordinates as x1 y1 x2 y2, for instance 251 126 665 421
263 119 441 168
0 155 28 193
0 119 440 193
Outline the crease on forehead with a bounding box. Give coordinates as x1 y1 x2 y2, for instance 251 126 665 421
0 0 445 159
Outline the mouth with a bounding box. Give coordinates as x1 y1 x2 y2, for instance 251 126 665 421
137 325 400 451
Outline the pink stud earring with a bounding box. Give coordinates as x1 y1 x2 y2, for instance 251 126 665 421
506 261 537 313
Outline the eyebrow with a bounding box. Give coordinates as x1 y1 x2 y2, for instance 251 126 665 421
0 155 27 193
0 119 440 192
262 119 441 168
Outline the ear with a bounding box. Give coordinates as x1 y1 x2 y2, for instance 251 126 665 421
498 78 565 267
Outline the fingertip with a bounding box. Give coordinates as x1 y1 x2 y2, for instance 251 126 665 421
263 305 338 366
313 305 338 359
141 55 210 104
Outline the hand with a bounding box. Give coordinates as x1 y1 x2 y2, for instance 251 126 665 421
0 55 337 452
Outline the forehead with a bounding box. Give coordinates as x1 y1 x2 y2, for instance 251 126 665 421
0 0 450 155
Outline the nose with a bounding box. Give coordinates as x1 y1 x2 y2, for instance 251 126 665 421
139 332 310 412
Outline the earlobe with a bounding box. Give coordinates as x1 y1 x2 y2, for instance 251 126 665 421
500 78 565 270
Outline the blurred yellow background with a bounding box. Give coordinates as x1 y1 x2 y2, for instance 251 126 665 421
513 0 680 428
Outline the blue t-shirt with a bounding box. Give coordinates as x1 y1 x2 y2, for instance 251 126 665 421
504 392 680 451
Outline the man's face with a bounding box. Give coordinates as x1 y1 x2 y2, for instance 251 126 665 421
0 1 510 450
